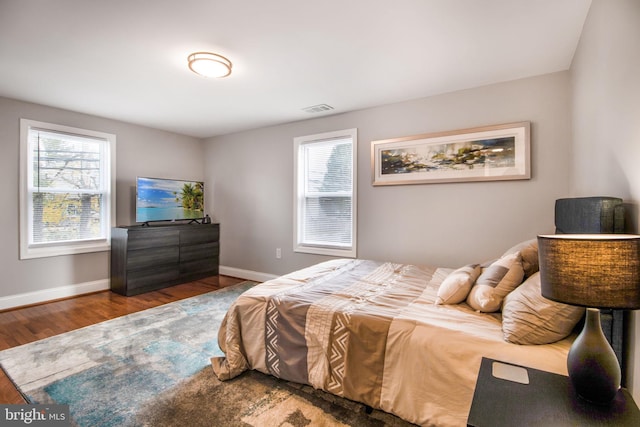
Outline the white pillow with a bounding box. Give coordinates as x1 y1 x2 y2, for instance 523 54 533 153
435 264 482 305
466 252 524 312
502 272 584 345
502 238 539 278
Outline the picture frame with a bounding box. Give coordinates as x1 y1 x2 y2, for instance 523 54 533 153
371 121 530 186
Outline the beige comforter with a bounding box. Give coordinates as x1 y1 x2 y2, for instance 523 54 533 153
212 259 572 426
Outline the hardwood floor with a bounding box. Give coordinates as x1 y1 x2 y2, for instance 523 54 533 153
0 275 245 404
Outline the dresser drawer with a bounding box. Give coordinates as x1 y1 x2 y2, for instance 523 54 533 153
180 258 219 276
126 265 180 290
180 242 219 262
180 226 219 246
127 229 179 250
127 246 179 270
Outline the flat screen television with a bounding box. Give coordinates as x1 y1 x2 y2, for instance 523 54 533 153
136 176 205 224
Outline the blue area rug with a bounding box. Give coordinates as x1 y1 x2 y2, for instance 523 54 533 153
0 282 256 427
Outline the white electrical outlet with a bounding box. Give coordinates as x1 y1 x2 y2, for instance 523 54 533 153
276 248 282 259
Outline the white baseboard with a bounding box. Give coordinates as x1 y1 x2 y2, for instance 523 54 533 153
0 279 110 311
0 268 276 311
219 265 278 283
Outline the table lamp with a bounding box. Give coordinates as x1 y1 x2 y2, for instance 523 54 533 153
537 234 640 404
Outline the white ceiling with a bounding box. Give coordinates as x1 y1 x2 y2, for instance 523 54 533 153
0 0 592 139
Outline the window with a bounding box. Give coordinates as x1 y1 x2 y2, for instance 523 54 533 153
294 128 357 257
19 119 116 259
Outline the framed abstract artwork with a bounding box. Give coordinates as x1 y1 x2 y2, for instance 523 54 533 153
371 122 530 186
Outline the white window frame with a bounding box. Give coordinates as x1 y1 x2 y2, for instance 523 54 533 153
19 119 116 259
293 128 357 257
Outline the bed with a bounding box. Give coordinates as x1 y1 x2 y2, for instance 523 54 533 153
211 197 627 426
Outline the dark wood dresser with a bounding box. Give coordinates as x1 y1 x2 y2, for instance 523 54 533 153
110 223 220 296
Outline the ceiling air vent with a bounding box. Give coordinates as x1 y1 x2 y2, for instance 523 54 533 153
302 104 334 114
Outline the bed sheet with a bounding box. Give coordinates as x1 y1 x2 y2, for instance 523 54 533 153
212 259 572 426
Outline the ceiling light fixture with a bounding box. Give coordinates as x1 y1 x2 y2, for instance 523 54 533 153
188 52 232 78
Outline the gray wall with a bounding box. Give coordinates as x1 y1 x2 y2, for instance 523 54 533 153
0 97 204 299
570 0 640 401
204 72 572 276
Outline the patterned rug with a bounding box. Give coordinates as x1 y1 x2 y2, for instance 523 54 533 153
0 282 413 427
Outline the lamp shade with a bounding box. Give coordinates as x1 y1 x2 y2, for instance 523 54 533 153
538 234 640 309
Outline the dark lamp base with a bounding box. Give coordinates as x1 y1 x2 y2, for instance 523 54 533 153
567 308 621 405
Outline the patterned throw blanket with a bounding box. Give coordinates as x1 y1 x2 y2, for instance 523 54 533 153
212 259 571 427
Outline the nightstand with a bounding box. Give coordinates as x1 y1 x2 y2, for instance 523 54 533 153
467 357 640 426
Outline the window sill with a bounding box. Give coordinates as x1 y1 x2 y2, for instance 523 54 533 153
20 241 111 260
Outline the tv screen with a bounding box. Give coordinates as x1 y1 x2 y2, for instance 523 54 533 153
136 177 204 223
